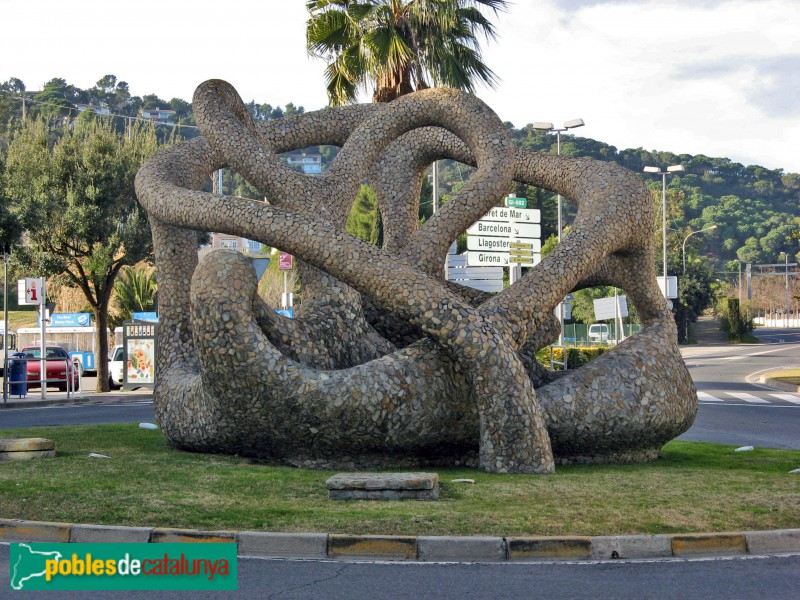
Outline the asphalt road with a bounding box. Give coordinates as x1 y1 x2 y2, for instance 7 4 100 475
677 327 800 449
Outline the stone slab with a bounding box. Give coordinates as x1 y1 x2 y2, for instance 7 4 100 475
0 449 56 460
329 489 438 500
744 529 800 554
670 533 746 556
70 524 153 543
417 536 506 562
150 527 236 544
507 536 592 561
0 519 71 542
237 532 328 557
327 472 439 500
328 535 417 560
591 534 672 559
326 472 438 491
0 438 55 451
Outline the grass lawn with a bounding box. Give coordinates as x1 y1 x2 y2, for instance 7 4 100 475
4 310 39 330
1 424 798 537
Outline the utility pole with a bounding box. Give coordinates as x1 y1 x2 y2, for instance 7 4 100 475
432 161 438 214
783 253 790 328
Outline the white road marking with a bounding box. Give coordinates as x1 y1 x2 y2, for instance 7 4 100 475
726 392 770 404
697 392 724 402
769 393 800 405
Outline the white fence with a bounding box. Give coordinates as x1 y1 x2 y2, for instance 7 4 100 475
754 315 800 328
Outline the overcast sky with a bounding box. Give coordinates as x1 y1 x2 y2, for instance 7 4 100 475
2 0 798 173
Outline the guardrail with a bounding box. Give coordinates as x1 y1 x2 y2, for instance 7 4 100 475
2 355 82 402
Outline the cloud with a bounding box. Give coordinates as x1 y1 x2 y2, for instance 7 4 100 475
674 54 800 117
746 55 800 117
556 0 747 10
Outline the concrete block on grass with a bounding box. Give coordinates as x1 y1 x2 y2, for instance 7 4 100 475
417 536 506 562
237 532 328 558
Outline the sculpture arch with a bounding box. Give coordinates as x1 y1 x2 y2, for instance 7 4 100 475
134 80 697 474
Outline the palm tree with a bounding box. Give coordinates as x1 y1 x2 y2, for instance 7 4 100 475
113 266 157 326
306 0 508 105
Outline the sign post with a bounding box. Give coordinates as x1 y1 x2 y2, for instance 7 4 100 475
18 277 47 399
278 253 293 311
466 205 542 268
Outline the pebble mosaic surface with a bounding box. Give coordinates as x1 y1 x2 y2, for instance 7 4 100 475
134 80 697 474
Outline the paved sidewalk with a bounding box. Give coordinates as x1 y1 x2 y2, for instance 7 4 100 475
688 315 727 345
0 389 152 409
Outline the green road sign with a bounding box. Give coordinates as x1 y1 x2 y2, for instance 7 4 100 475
505 197 527 209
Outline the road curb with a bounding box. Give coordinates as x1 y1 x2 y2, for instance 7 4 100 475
0 393 153 409
2 519 799 561
759 376 800 393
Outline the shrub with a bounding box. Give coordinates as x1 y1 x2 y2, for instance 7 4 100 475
535 346 608 370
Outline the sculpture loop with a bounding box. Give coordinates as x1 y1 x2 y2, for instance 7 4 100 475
134 80 697 473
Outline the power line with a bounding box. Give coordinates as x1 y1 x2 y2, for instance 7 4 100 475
0 91 199 131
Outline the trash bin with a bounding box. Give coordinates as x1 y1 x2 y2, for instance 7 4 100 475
8 352 27 397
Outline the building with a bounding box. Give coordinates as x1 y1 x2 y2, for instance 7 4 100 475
198 233 267 259
75 103 111 115
141 107 176 122
286 152 323 174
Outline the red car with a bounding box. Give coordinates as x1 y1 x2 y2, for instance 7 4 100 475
21 345 80 392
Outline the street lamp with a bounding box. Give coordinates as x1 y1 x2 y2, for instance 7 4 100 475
681 225 717 273
785 252 791 328
532 119 585 244
644 164 685 300
533 118 585 368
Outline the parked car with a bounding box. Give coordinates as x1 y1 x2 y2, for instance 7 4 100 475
109 344 124 389
20 345 79 392
588 324 610 342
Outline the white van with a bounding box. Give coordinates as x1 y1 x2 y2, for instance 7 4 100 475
588 323 610 342
109 345 124 389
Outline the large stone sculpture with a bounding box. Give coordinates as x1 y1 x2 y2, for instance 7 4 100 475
134 80 697 474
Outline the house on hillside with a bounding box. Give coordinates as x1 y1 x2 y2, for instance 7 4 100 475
286 152 322 174
198 234 267 259
141 107 176 122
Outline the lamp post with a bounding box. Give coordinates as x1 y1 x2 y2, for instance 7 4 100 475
532 119 585 244
644 164 685 300
780 252 790 328
2 245 7 404
736 260 742 306
533 119 585 365
679 225 716 342
681 225 717 273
